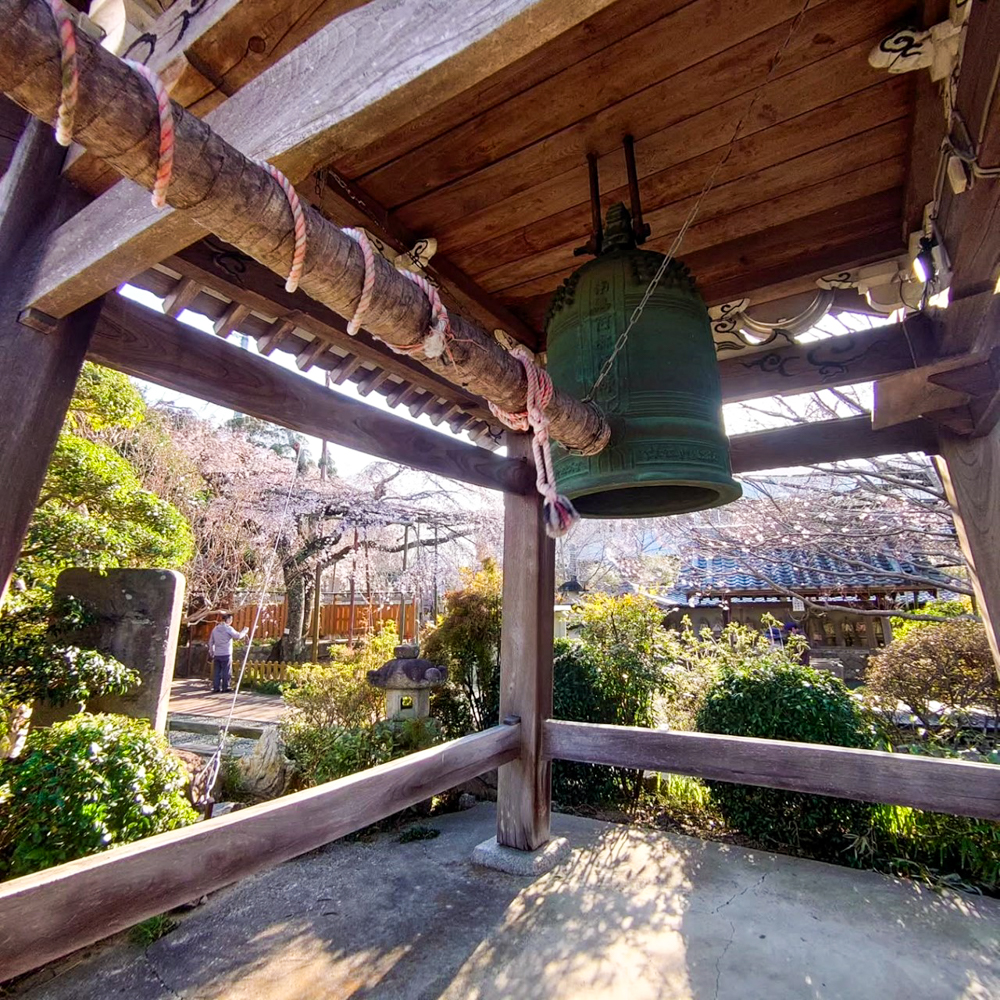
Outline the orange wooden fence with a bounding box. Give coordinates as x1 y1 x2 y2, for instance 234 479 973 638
206 597 419 641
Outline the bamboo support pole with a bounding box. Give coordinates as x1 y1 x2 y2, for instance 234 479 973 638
0 0 609 455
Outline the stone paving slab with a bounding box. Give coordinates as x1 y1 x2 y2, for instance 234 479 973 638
10 805 1000 1000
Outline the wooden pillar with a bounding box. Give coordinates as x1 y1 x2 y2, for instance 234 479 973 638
936 430 1000 675
496 432 555 852
0 118 101 604
310 563 322 662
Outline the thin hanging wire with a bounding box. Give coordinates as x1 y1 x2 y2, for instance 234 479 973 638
201 445 304 807
586 0 812 402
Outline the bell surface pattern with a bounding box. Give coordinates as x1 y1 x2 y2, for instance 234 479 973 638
545 203 742 518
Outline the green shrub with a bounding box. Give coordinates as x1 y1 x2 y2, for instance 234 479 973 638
281 623 398 731
281 716 441 788
866 619 999 736
1 714 198 877
422 560 502 732
854 747 1000 893
696 659 878 854
890 598 974 641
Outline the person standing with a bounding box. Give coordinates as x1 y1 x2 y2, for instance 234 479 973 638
208 613 249 693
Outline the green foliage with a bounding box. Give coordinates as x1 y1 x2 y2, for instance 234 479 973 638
0 595 138 710
890 598 974 641
225 413 324 471
129 914 178 947
282 624 398 730
551 593 669 808
423 560 502 732
866 619 1000 735
281 716 440 788
696 659 878 854
1 714 197 877
15 363 194 594
398 824 440 843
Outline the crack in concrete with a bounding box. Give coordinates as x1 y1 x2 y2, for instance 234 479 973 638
712 871 768 913
713 919 736 1000
144 950 185 1000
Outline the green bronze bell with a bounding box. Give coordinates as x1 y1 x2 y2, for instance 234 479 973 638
545 203 741 518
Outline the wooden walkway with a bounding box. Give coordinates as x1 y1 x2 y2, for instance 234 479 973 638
169 678 285 724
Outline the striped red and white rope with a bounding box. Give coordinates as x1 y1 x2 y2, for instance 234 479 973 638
342 227 376 335
123 60 174 209
490 346 580 538
260 161 307 292
48 0 77 146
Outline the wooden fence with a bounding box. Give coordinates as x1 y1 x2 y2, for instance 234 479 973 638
193 596 419 643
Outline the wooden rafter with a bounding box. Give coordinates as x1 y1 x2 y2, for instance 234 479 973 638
87 295 535 494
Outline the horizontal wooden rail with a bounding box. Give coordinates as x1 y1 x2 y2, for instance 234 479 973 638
544 721 1000 821
0 723 519 982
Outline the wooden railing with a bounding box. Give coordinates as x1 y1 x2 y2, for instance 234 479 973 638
5 717 1000 982
0 723 520 981
243 660 294 683
544 721 1000 821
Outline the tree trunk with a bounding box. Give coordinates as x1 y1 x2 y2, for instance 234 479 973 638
284 573 307 662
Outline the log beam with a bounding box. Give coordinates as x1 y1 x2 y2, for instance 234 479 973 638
0 0 609 454
728 415 939 475
88 295 535 494
0 119 101 604
496 432 556 852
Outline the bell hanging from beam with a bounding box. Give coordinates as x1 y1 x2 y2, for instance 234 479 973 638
545 200 742 518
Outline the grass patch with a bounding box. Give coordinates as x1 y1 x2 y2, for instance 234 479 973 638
129 914 178 947
398 825 440 843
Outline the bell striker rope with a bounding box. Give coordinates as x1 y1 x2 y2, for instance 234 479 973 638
490 347 580 539
43 6 581 534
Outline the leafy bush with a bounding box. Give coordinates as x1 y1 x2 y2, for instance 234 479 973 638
281 716 440 788
282 623 397 730
551 594 668 808
890 597 974 641
696 659 878 853
1 714 197 877
866 619 999 735
0 595 138 710
423 560 502 733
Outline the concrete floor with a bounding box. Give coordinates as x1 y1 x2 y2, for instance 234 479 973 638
12 804 1000 1000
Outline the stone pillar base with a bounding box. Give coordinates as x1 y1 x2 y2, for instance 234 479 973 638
471 835 570 875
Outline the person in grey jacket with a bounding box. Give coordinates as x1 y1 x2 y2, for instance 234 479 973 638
208 614 249 693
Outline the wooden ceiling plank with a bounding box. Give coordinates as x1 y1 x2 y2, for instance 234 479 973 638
729 415 939 475
24 0 627 319
336 0 688 179
399 34 910 250
364 0 908 210
87 295 534 493
472 144 908 295
450 89 911 274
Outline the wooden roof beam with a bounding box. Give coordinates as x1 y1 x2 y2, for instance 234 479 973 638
22 0 626 320
728 415 940 475
87 294 535 495
718 316 934 404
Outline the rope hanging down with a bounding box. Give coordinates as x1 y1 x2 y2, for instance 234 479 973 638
49 0 174 209
490 347 580 538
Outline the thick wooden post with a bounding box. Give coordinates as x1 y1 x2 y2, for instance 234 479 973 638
496 432 555 851
936 430 1000 674
0 118 101 603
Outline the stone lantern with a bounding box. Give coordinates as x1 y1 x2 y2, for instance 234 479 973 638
366 644 447 720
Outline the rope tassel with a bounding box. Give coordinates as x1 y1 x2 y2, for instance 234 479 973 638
490 347 580 538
